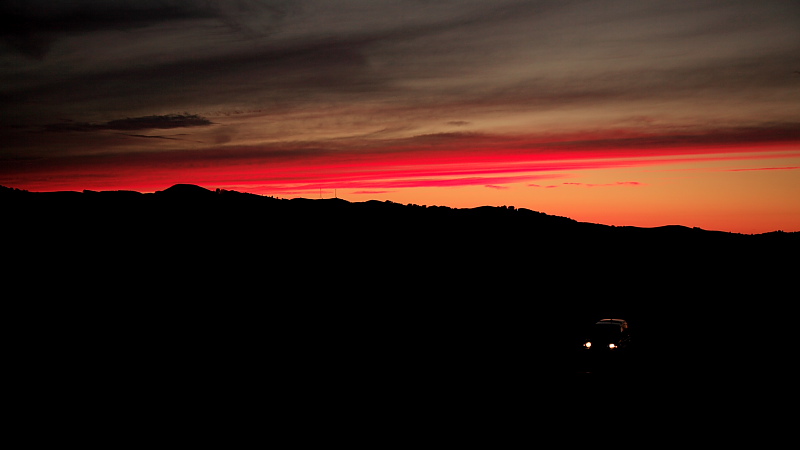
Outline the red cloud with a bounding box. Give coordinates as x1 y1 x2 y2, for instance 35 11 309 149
2 125 799 193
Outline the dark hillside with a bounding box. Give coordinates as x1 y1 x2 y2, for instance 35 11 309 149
3 184 797 390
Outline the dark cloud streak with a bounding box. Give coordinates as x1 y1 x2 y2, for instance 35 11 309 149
0 0 293 59
43 114 213 132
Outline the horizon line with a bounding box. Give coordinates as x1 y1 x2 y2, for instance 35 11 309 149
3 182 797 235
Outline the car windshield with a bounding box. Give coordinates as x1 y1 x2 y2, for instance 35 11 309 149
589 325 622 340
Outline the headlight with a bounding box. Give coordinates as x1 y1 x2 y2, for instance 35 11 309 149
608 343 617 349
584 341 592 349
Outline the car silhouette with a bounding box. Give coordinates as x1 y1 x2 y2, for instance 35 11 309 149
582 319 630 351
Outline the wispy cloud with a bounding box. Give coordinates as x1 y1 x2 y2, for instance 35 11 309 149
3 0 797 127
4 122 795 193
44 114 213 132
563 181 644 187
117 133 182 141
0 1 292 59
725 166 800 172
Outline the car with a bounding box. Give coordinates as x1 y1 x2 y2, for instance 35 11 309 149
582 319 630 351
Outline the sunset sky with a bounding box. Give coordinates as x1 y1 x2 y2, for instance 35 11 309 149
1 0 799 233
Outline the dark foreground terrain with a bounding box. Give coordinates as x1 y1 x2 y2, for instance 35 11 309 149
4 184 798 420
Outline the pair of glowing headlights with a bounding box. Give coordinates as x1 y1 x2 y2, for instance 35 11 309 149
583 341 618 350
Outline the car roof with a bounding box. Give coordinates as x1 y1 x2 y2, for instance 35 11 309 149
595 319 628 327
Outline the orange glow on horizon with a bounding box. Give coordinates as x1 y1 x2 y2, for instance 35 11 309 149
2 132 798 234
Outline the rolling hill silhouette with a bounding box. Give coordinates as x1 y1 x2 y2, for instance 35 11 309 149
3 182 796 300
3 183 797 383
6 183 794 236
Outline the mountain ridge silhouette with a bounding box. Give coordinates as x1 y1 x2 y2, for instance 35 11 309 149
2 183 796 237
